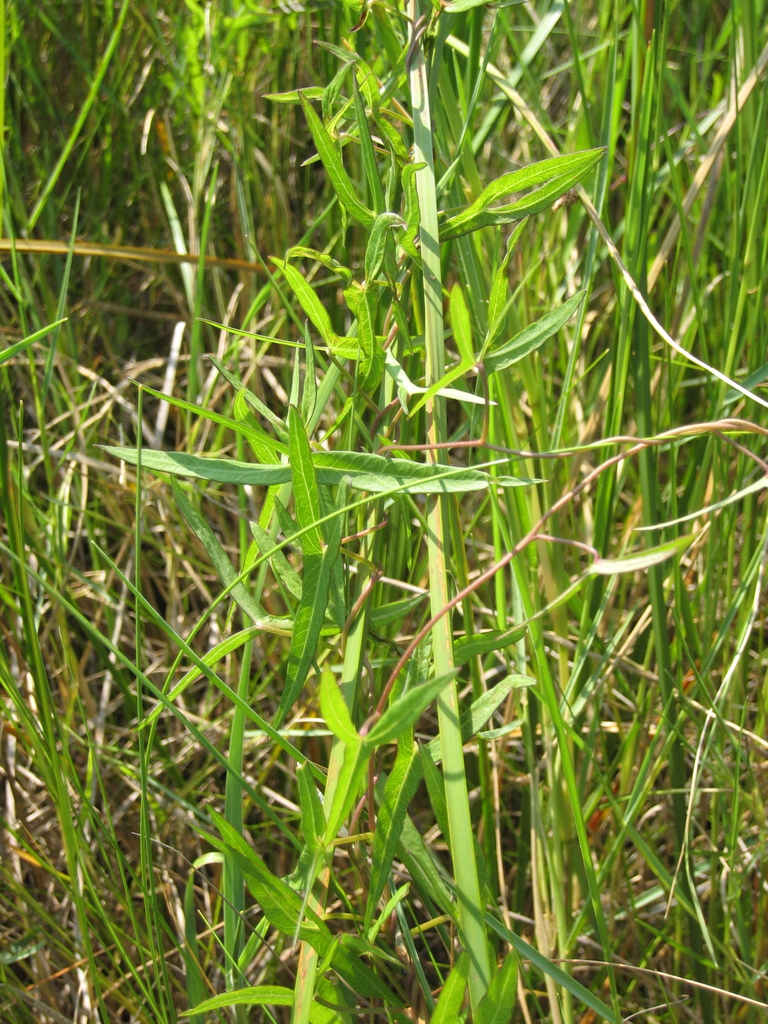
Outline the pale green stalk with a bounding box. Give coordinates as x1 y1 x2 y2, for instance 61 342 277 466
408 1 491 1008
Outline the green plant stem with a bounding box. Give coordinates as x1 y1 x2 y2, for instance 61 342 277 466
408 1 491 1009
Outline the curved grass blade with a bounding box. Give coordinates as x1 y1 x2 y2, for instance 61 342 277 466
485 915 620 1024
0 319 67 367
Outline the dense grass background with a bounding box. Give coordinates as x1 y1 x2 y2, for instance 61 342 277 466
2 2 768 1022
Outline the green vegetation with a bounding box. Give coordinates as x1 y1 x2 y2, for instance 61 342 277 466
2 2 768 1021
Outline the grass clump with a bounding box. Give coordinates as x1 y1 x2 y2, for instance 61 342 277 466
2 2 768 1023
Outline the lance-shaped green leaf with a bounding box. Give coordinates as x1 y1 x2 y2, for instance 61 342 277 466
319 669 359 748
297 761 326 856
453 625 527 664
432 951 470 1024
444 0 524 8
323 734 370 846
407 283 477 418
182 987 294 1016
364 670 459 747
475 951 518 1024
440 149 604 241
317 483 347 630
104 444 530 494
285 245 353 289
398 161 423 263
451 280 474 365
353 76 385 216
589 534 693 575
250 520 302 600
370 591 427 628
485 291 585 375
210 356 288 437
364 211 404 285
364 741 421 934
272 257 343 353
353 54 381 115
344 281 384 393
289 406 323 557
426 673 527 764
319 669 375 845
275 412 344 727
206 812 398 1004
299 91 375 230
420 744 451 844
397 814 458 922
264 87 324 103
301 324 317 425
485 219 528 352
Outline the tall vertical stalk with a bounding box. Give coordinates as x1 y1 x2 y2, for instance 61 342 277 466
407 2 491 1009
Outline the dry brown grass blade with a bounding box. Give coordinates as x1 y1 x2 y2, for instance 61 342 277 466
0 237 263 274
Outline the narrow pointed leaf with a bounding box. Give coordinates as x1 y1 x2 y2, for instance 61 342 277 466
344 282 384 392
299 92 375 229
285 245 353 289
104 444 527 494
485 291 585 375
272 257 342 351
432 951 470 1023
427 673 527 764
301 324 318 425
289 406 324 556
486 219 527 351
353 76 385 215
453 625 527 663
364 212 403 284
276 411 345 726
450 282 474 364
172 479 265 623
323 737 370 845
365 740 421 932
183 987 294 1015
440 149 604 240
250 520 302 600
297 762 326 855
398 161 423 262
396 814 457 922
320 669 359 747
475 951 517 1024
589 534 693 575
365 670 459 747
